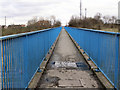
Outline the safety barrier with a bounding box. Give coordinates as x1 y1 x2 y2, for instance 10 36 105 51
65 27 120 89
0 27 62 89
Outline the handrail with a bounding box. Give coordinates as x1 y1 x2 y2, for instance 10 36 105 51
70 27 120 35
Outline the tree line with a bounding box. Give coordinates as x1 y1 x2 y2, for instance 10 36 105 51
27 16 61 30
68 13 118 31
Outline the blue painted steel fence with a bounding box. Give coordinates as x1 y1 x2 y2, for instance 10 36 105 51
65 27 120 89
0 27 62 89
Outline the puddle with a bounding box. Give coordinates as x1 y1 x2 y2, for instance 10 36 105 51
50 61 89 71
76 62 89 70
45 76 60 87
54 61 77 68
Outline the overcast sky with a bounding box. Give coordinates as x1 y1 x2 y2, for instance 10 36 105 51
0 0 119 26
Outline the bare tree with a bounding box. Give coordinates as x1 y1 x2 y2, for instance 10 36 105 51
50 15 56 26
27 16 38 26
53 20 61 27
103 15 110 24
94 13 103 29
39 16 44 21
94 13 102 20
111 16 117 24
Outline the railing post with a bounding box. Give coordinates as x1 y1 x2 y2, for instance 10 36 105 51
24 35 29 88
118 34 120 90
114 34 119 89
97 33 100 67
0 40 2 89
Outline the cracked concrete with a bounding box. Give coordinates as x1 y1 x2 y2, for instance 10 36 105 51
37 28 104 89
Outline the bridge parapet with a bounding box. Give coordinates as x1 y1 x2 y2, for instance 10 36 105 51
0 27 62 89
65 27 120 90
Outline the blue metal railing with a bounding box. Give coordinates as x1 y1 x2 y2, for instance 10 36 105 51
0 27 62 89
65 27 120 89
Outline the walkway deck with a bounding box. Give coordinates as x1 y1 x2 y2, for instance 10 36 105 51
37 28 104 89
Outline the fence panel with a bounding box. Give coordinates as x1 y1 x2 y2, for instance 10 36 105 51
65 27 120 89
0 27 62 89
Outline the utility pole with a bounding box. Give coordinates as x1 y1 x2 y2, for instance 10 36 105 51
5 16 6 26
118 1 120 32
85 8 87 19
80 0 82 20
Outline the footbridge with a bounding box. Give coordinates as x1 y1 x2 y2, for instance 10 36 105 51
0 27 119 89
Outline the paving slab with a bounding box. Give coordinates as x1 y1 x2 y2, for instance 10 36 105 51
59 80 83 87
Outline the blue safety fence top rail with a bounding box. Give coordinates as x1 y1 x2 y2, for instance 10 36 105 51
65 27 120 90
0 27 62 89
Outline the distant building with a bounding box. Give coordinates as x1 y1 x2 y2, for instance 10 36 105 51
37 20 51 26
8 24 26 28
21 24 26 27
37 20 51 28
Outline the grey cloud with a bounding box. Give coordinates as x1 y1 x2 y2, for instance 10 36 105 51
0 0 118 25
0 1 62 18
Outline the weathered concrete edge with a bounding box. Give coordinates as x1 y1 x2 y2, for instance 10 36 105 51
28 29 62 88
65 29 115 89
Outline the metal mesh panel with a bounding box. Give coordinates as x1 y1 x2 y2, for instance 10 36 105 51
0 27 62 88
65 27 120 89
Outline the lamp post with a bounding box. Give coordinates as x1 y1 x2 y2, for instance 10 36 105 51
118 1 120 32
80 0 82 20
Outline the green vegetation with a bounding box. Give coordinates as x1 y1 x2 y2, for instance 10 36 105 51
101 28 119 32
2 27 38 36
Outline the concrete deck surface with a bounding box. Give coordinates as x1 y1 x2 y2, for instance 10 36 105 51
37 28 104 89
